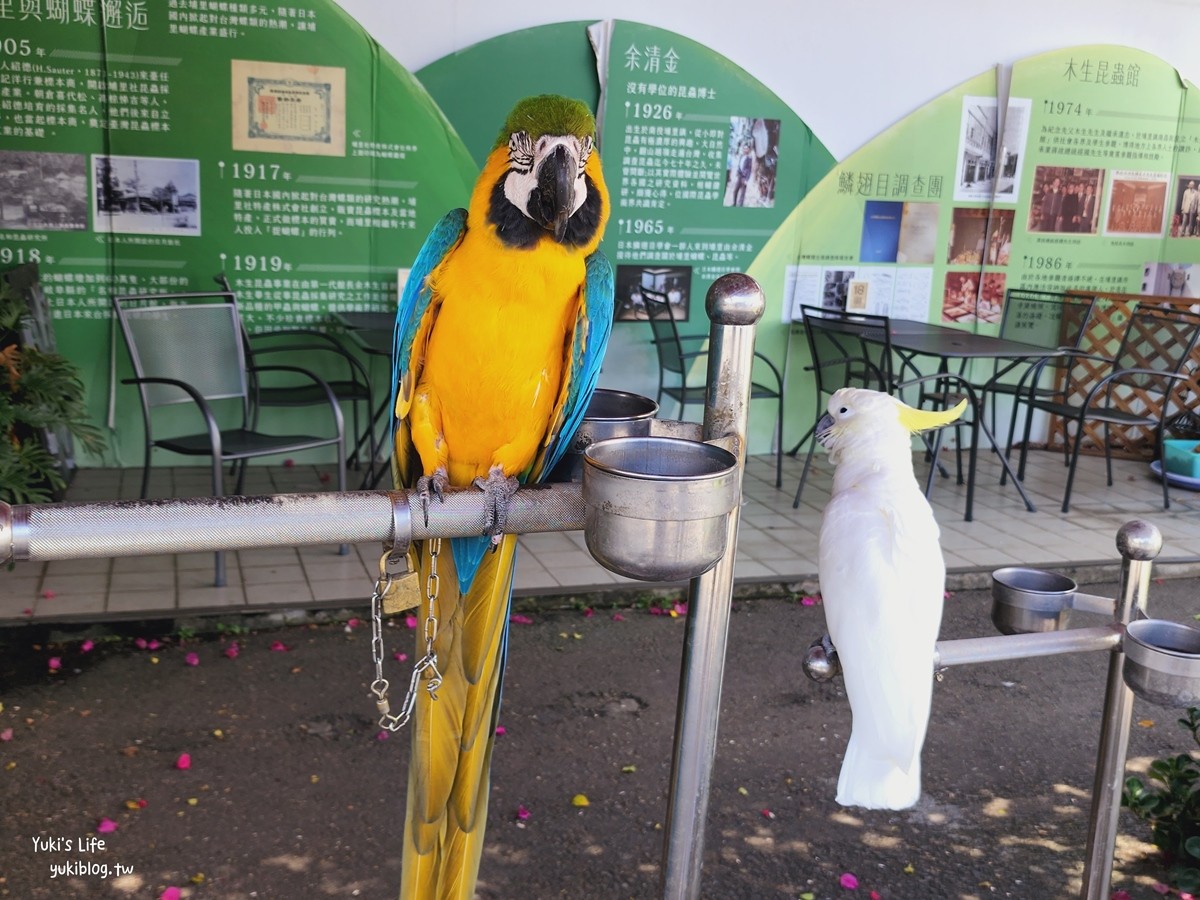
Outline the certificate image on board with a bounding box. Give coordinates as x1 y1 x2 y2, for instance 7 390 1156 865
1104 170 1169 238
231 60 346 157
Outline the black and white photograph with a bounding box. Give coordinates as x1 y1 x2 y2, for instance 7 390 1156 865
992 96 1031 200
953 96 999 202
1169 174 1200 237
722 116 780 208
614 264 693 321
1142 261 1200 299
0 151 88 231
92 155 201 237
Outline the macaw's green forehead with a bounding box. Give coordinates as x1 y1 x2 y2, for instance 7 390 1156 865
493 95 597 148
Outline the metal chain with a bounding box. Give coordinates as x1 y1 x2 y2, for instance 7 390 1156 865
369 538 444 732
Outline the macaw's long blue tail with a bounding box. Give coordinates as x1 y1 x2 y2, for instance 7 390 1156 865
400 533 516 900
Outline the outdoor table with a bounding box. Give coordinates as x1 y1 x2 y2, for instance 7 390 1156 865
870 319 1057 514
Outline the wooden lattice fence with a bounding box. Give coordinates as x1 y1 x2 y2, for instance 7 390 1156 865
1036 290 1200 459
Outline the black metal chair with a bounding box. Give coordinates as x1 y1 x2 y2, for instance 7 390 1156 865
214 274 377 475
113 291 346 586
1014 307 1200 512
981 290 1097 460
643 287 786 487
792 305 983 519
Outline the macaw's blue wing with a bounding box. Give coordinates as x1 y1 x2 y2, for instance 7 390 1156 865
530 250 615 482
391 208 467 488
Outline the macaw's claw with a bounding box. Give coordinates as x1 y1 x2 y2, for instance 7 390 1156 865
415 469 449 527
472 467 521 544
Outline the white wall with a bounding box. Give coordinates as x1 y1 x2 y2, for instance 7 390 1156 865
334 0 1200 161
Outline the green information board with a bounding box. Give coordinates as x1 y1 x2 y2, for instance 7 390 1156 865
2 2 477 465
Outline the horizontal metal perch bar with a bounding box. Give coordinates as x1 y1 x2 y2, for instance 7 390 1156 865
0 483 586 565
933 625 1122 668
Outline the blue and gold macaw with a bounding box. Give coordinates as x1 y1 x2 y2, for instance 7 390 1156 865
389 95 613 899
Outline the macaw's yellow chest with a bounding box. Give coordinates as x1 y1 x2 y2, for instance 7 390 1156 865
418 235 585 482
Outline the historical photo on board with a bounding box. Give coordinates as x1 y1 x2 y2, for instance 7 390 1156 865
1104 170 1169 238
1170 175 1200 238
231 59 346 157
1027 166 1105 234
948 208 1013 266
993 97 1031 200
954 96 999 203
722 116 780 208
614 264 693 322
1143 262 1200 300
0 151 88 231
92 155 200 237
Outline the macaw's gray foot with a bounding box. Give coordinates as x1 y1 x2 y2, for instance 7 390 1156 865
415 468 449 527
472 466 520 545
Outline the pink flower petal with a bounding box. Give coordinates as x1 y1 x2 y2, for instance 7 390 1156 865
270 641 289 652
870 892 881 900
135 638 148 650
0 728 13 742
583 608 594 618
495 725 506 736
80 640 95 653
405 615 418 630
96 817 118 834
648 606 664 616
147 639 161 650
1111 892 1133 900
223 642 239 660
800 595 820 606
509 614 533 625
40 589 56 600
184 652 200 667
375 730 389 741
47 657 62 671
1152 885 1170 896
515 804 531 820
672 601 688 616
612 613 625 622
175 752 192 770
160 887 183 900
392 652 408 662
347 617 360 629
840 872 859 890
760 808 775 819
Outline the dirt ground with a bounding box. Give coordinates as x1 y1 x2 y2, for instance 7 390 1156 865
0 575 1197 900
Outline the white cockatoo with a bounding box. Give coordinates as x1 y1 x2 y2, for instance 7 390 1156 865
816 387 967 810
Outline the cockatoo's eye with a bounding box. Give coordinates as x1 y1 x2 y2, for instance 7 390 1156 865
839 406 849 415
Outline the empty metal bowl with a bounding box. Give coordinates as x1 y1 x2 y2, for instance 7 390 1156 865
1123 618 1200 707
547 389 660 483
582 436 738 581
991 566 1077 635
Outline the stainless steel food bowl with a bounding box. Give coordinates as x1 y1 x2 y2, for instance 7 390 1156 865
1122 618 1200 707
582 436 738 581
548 389 660 482
991 566 1077 635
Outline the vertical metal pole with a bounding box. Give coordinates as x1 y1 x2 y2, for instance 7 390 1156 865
660 274 764 900
1079 519 1161 900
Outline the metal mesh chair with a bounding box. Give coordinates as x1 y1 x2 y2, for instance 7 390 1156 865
1014 307 1200 512
643 287 785 487
113 291 346 585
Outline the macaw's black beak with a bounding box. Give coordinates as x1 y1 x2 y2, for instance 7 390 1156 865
531 144 576 242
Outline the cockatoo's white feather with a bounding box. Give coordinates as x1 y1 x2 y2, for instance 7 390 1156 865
816 387 965 810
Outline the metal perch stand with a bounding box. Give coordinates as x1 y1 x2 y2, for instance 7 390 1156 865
7 273 1194 898
0 273 764 900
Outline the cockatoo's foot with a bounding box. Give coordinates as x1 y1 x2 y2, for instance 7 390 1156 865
415 468 449 527
472 466 520 545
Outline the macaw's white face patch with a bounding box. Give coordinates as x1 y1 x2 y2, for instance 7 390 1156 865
504 131 593 224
